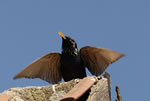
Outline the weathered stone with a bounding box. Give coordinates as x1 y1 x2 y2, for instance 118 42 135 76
89 77 111 101
0 74 111 101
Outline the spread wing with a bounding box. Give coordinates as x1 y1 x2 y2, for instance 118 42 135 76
80 46 125 76
13 52 62 84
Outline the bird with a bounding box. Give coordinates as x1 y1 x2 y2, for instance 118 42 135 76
14 32 125 100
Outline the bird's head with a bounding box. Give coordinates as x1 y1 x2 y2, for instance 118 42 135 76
59 32 78 55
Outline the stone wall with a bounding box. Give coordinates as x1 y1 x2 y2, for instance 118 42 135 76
0 73 111 101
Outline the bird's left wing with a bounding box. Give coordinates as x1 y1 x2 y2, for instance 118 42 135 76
13 53 62 84
80 46 125 76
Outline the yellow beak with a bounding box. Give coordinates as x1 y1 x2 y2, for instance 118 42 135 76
58 32 66 39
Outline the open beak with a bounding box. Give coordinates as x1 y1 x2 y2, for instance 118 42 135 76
58 32 66 39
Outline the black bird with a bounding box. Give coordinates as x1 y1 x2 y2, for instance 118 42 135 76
14 32 125 100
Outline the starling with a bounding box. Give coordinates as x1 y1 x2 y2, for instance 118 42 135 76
14 32 125 100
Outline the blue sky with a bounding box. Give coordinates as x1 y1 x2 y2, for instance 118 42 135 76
0 0 149 100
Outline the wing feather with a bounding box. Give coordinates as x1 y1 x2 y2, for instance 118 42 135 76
13 52 61 84
80 46 125 76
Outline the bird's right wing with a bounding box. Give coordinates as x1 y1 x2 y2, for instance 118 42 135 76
80 46 125 76
13 53 62 84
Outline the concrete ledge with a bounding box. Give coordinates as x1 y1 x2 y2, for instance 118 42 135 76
0 73 111 101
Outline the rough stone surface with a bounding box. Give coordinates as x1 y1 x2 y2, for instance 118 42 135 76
0 75 111 101
89 77 111 101
0 80 79 101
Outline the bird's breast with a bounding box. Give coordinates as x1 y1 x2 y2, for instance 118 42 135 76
60 53 86 81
